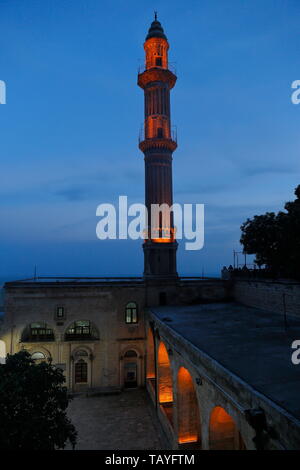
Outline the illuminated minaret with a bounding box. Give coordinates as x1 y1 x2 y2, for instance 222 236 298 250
138 14 178 279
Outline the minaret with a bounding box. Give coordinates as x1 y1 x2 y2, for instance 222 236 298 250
138 14 178 279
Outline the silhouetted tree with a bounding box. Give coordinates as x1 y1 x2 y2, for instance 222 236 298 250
0 350 77 450
240 185 300 279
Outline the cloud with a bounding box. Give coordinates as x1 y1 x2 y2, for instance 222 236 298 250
242 165 296 177
55 186 89 201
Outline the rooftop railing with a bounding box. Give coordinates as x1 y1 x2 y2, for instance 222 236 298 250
138 123 177 144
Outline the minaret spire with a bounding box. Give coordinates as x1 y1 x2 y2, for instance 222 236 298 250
138 17 178 279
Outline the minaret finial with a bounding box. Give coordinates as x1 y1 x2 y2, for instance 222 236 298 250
154 11 157 21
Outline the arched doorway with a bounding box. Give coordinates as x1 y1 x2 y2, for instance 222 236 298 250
72 348 91 391
146 328 156 392
0 340 6 364
157 341 173 425
75 359 88 384
209 406 245 450
177 367 201 448
123 350 138 389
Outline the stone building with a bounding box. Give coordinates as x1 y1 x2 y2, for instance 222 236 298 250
1 16 300 450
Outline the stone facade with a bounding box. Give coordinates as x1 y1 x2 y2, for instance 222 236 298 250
2 280 146 392
0 277 227 393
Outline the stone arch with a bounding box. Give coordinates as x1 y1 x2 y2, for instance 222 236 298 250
26 345 52 360
146 327 155 379
177 367 201 448
121 344 142 358
0 340 6 364
157 341 173 403
72 344 93 358
209 406 245 450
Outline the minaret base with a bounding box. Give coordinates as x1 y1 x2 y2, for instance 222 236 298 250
143 241 178 280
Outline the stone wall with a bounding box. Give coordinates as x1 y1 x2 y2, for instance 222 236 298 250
233 280 300 318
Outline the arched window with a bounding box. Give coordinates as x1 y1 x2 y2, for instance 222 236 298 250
124 350 137 358
22 323 54 342
65 321 99 341
125 302 138 324
31 351 46 362
75 359 88 384
75 349 89 358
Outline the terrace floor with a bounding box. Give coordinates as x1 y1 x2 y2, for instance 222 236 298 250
66 388 167 450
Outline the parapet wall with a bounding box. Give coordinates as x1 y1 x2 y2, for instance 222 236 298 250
233 280 300 318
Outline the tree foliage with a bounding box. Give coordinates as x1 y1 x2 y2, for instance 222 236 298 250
240 185 300 279
0 350 77 450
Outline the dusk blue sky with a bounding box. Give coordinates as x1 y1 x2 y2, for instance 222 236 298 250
0 0 300 279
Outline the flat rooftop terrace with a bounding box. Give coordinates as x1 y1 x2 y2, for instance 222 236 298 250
149 302 300 420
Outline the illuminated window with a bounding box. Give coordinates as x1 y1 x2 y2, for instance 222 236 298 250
56 306 64 318
25 323 54 342
125 302 138 324
75 359 88 383
65 321 99 341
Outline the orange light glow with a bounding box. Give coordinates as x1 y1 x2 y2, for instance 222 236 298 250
158 342 173 403
152 238 173 243
147 226 175 244
209 406 238 450
146 328 155 379
177 367 200 445
210 406 234 428
144 37 169 70
178 435 198 444
178 366 193 385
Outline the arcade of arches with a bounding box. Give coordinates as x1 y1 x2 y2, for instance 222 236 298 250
146 330 246 450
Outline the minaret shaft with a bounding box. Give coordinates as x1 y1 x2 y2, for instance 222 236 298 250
138 18 178 279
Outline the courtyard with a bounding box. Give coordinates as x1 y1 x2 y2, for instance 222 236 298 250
67 389 166 450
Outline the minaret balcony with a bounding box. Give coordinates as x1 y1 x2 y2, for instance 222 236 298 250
139 124 177 152
137 67 177 89
139 137 177 153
